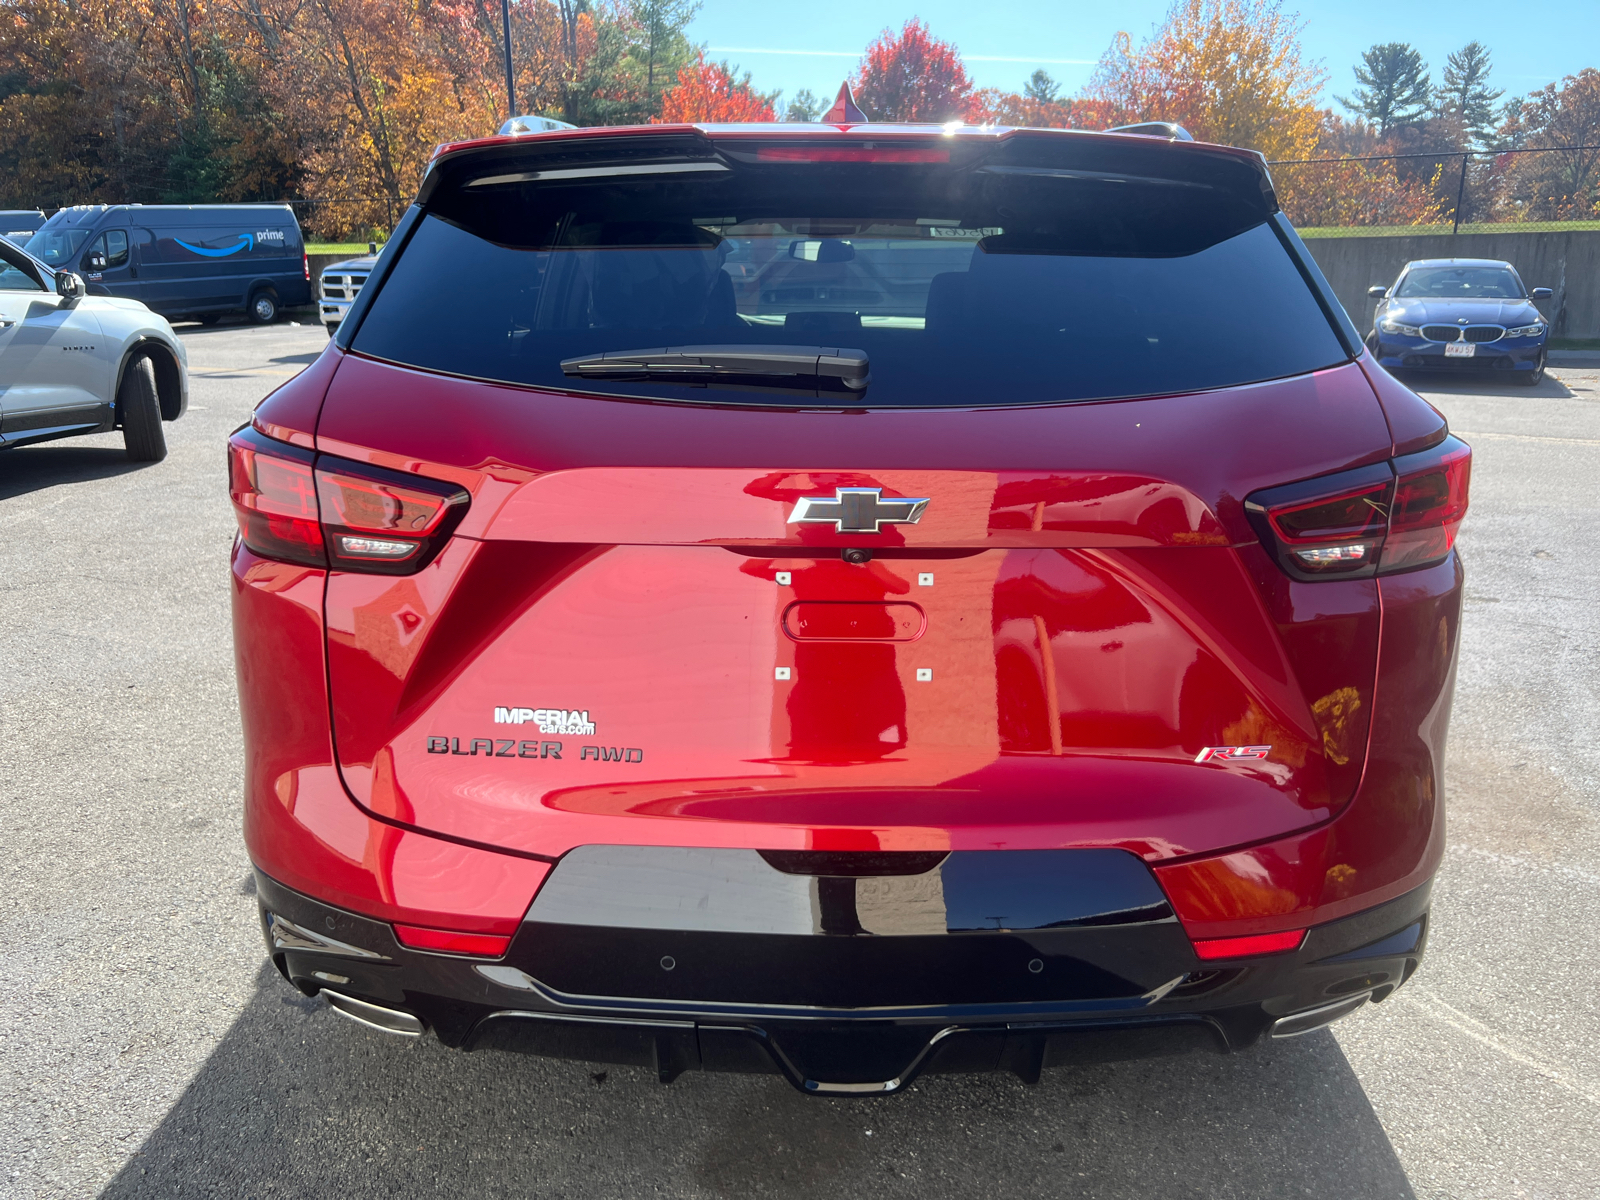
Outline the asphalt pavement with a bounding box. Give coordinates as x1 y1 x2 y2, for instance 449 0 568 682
1 322 1595 1199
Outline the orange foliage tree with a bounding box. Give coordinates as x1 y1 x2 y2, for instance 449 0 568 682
658 54 777 123
850 19 972 123
1084 0 1324 160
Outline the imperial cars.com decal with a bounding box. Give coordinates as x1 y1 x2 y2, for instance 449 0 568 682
494 707 596 735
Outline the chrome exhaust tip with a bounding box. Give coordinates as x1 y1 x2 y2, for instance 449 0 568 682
1270 992 1371 1039
321 989 425 1037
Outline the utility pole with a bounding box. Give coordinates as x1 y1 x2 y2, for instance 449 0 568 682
501 0 516 121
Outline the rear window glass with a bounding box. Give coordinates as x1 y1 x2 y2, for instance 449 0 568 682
353 142 1348 408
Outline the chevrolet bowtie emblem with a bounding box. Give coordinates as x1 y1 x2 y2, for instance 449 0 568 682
788 487 929 534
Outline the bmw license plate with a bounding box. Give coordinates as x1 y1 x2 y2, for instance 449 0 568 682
1445 342 1475 358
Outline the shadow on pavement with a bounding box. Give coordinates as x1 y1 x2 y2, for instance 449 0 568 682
101 964 1414 1200
0 444 144 501
1395 369 1575 399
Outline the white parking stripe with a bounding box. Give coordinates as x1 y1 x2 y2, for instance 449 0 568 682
1395 989 1600 1107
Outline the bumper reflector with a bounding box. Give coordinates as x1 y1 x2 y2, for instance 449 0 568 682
1192 929 1306 960
393 924 512 957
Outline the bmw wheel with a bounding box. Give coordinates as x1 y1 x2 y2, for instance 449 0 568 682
249 289 280 325
1516 350 1546 387
119 356 167 463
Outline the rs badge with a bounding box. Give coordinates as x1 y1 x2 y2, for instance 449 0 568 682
1194 745 1272 763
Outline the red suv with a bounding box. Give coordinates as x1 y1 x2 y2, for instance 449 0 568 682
230 120 1466 1094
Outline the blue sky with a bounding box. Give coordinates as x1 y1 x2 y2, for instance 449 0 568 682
687 0 1598 113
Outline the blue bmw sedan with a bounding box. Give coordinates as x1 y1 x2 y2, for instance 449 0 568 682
1366 258 1552 386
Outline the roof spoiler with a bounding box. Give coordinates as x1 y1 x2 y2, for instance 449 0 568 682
1105 122 1193 141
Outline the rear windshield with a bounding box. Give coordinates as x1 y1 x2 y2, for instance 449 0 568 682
353 140 1348 408
1396 265 1523 299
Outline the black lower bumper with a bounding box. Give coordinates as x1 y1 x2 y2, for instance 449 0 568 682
256 850 1430 1095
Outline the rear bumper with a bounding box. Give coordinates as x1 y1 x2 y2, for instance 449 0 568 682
256 864 1430 1094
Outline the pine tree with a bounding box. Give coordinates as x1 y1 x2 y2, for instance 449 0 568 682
1337 43 1431 137
1023 69 1058 104
784 89 821 122
1439 41 1503 147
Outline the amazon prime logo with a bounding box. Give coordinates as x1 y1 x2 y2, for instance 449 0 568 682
788 487 929 534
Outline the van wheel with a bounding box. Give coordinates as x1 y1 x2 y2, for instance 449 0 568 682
120 356 167 463
249 289 279 324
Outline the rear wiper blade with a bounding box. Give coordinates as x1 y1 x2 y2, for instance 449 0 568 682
560 345 869 394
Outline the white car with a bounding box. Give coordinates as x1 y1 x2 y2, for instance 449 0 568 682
0 234 187 461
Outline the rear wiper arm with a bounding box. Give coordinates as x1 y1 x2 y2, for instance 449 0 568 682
560 345 869 394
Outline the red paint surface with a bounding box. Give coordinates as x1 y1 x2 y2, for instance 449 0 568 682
252 341 343 448
1360 355 1449 455
233 136 1461 939
234 542 549 933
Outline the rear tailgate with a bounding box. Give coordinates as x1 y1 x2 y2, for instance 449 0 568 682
318 354 1389 863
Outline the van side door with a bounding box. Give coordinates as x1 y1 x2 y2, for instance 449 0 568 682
79 227 142 303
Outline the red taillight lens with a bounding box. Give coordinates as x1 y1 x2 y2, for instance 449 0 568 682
756 146 950 163
1246 436 1471 581
1383 437 1471 573
1193 929 1306 960
228 425 469 574
228 427 325 566
1245 463 1393 579
315 463 467 572
302 252 310 282
392 924 511 957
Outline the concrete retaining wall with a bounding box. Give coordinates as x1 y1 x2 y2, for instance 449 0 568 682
1301 229 1600 340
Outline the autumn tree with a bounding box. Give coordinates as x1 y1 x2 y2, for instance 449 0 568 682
1499 69 1600 220
1084 0 1324 160
1337 43 1431 137
966 89 1112 130
851 19 972 123
657 54 777 123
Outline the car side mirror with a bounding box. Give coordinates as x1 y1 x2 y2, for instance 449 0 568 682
86 251 107 271
55 270 85 300
1531 287 1553 300
1367 285 1388 298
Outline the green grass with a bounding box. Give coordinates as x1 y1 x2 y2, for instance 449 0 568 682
306 242 384 255
1298 221 1600 238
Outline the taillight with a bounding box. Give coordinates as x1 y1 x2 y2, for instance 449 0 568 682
755 146 950 163
316 458 468 574
1246 436 1470 580
228 426 324 566
228 425 468 574
1384 438 1471 572
302 252 310 282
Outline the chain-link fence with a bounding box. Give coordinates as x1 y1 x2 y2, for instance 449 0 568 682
1270 144 1600 237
